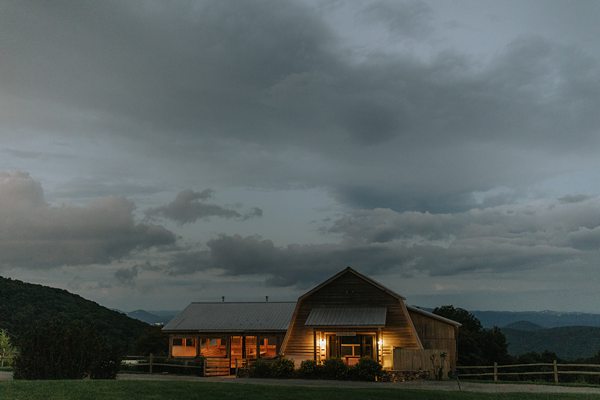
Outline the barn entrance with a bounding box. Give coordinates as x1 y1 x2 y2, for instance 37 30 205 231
321 332 377 366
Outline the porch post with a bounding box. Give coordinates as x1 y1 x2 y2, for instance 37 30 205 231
313 329 317 361
242 335 246 363
256 335 261 359
226 335 231 360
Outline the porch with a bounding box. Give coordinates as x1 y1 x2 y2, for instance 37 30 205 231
169 333 284 373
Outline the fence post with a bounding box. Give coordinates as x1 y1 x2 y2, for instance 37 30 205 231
493 362 498 382
553 360 558 383
149 353 153 374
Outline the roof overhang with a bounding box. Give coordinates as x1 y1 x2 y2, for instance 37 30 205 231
305 307 387 327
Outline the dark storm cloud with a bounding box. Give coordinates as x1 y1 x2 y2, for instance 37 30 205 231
361 0 434 38
114 265 139 286
145 189 262 224
163 197 600 287
53 177 164 199
3 1 600 212
166 234 409 286
0 171 176 269
328 200 600 246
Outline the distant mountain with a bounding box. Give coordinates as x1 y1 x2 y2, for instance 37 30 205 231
472 310 600 328
127 310 176 325
0 276 149 351
503 320 543 331
503 326 600 360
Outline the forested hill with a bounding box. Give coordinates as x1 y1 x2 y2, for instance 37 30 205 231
0 276 149 351
503 326 600 360
473 310 600 328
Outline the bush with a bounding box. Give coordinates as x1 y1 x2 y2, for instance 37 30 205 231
298 359 323 379
322 358 348 380
13 317 124 380
350 358 383 381
249 358 272 378
270 357 295 378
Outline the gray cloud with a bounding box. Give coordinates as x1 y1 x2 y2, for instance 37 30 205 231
164 197 600 287
166 234 404 287
3 1 600 213
0 171 176 269
361 0 434 39
114 265 139 286
145 189 262 224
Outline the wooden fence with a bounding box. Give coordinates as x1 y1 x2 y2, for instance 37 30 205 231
121 355 234 377
457 361 600 383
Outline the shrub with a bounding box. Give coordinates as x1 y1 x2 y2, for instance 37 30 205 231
322 358 348 380
350 357 383 381
270 357 295 378
249 358 272 378
298 359 323 379
0 329 15 368
13 317 124 380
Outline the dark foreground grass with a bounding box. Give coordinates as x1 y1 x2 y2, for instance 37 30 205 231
2 380 600 400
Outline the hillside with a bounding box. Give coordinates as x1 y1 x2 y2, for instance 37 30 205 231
0 276 149 351
473 310 600 328
503 326 600 360
503 320 543 331
127 310 174 325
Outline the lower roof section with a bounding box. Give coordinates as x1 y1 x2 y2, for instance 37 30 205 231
305 307 387 326
163 302 296 332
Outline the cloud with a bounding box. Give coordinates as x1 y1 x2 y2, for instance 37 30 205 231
360 0 434 39
4 1 600 213
163 196 600 287
166 234 403 287
114 265 139 286
145 189 262 224
0 171 176 269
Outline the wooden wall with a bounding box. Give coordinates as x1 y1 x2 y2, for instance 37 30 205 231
282 270 422 368
393 348 449 378
408 310 457 369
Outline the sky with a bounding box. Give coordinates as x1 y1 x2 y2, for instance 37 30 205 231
2 0 600 312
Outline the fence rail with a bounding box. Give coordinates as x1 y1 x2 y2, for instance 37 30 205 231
120 355 236 377
121 354 206 376
456 360 600 383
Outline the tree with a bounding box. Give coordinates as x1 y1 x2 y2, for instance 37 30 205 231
433 305 510 365
134 326 168 356
13 317 123 379
0 329 15 367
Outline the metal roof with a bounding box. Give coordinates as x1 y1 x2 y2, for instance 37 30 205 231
406 305 462 327
163 302 297 332
305 307 387 326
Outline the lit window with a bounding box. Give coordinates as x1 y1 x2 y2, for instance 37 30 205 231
172 337 196 357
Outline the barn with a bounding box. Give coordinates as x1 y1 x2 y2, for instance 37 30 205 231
163 267 460 374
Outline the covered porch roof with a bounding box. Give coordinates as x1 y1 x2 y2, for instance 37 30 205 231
304 307 387 327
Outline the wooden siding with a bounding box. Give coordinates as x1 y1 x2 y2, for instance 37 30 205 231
408 310 457 369
393 348 450 378
282 270 422 368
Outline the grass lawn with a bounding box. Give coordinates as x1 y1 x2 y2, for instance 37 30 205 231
3 381 600 400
